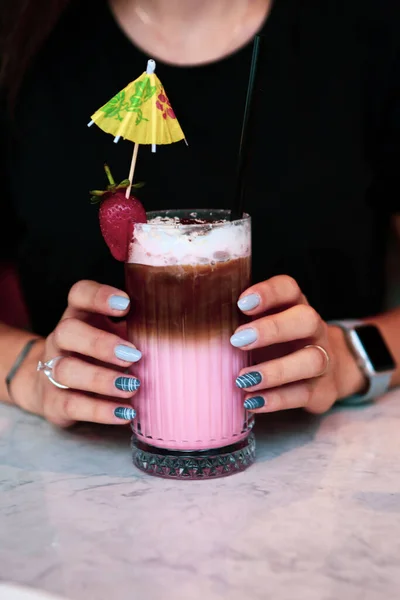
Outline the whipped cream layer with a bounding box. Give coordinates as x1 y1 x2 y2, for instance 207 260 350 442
128 216 251 266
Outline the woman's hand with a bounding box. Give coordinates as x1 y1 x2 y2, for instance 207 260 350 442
231 276 367 414
12 281 141 427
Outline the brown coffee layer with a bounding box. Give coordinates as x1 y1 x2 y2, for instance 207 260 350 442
125 256 251 340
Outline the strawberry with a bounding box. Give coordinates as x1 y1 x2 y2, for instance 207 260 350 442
90 164 147 261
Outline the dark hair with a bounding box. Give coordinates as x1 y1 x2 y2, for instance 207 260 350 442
0 0 70 105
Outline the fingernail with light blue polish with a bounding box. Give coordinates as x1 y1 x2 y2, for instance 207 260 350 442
237 294 260 312
115 376 141 392
230 328 258 348
244 396 265 410
109 295 130 311
236 371 263 389
115 345 142 362
114 407 136 420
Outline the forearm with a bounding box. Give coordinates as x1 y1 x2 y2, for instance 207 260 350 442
0 322 43 404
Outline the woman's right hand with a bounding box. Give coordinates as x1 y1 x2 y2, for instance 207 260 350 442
11 280 142 427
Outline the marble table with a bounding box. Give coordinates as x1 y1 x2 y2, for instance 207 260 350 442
1 392 400 600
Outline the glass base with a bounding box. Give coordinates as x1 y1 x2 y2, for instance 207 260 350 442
131 434 256 480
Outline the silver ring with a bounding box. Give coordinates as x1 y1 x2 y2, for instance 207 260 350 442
37 357 69 390
304 344 330 377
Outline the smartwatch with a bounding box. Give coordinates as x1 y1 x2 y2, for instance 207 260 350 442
329 320 396 405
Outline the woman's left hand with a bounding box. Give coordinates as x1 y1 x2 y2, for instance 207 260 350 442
231 275 367 414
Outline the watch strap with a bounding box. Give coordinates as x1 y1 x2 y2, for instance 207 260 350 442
337 373 392 406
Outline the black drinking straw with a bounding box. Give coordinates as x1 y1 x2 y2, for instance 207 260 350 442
230 35 263 221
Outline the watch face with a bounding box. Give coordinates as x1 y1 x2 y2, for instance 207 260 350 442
354 325 396 372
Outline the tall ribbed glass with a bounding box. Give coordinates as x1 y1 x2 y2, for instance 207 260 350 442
125 210 255 479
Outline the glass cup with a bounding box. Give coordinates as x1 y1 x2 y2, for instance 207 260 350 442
125 209 255 479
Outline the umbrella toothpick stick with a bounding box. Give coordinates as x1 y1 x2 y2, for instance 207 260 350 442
125 61 155 198
126 143 140 199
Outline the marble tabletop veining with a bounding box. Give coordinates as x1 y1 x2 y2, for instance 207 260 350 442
1 392 400 600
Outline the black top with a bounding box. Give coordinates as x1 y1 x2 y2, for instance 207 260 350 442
1 0 400 336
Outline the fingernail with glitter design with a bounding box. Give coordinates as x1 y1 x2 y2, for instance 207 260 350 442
109 295 130 311
244 396 266 410
237 294 260 312
236 371 263 389
115 376 141 392
114 345 142 362
114 407 136 421
230 328 258 348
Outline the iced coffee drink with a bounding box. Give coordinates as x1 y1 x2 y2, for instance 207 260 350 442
125 209 255 478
